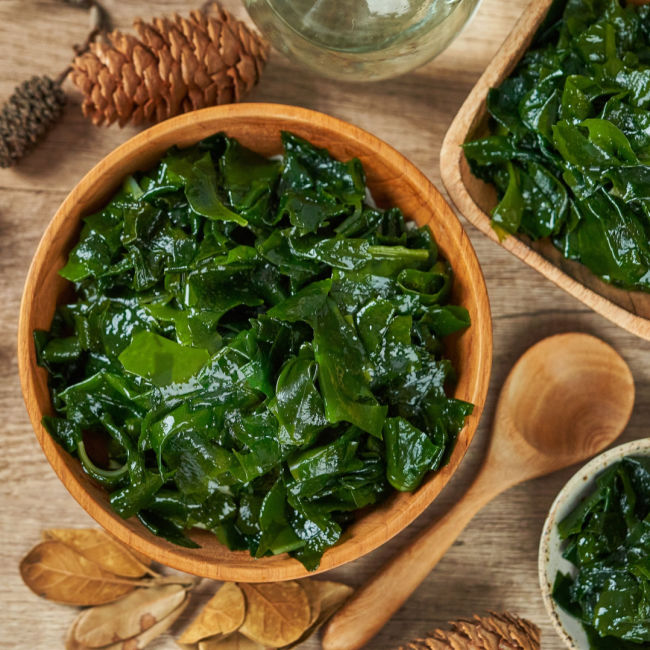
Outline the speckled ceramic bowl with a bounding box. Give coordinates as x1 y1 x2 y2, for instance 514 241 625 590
538 438 650 649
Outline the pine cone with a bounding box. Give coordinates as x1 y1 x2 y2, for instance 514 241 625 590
70 3 269 127
401 613 540 650
0 76 66 168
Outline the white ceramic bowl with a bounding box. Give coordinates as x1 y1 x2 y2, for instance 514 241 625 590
538 438 650 649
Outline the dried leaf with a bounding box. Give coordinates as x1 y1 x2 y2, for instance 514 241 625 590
198 633 266 650
70 583 188 648
102 596 189 650
301 580 323 626
43 528 153 578
280 580 354 649
20 541 137 606
64 621 89 650
178 582 245 645
304 580 354 621
239 581 310 647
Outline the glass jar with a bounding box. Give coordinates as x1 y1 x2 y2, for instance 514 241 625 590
244 0 482 82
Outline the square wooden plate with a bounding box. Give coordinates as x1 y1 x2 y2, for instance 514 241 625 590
440 0 650 340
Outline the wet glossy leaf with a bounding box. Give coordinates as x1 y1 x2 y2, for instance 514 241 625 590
38 132 471 571
553 456 650 646
464 0 650 292
384 417 443 491
268 354 327 446
165 151 246 226
119 331 210 386
492 163 524 236
311 298 387 438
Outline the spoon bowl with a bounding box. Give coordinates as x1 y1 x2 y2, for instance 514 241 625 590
490 333 635 479
322 332 634 650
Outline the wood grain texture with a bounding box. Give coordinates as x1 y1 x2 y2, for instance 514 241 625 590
440 0 650 341
17 103 492 582
1 1 649 649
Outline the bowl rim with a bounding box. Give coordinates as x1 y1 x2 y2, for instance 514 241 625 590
538 438 650 649
18 102 493 581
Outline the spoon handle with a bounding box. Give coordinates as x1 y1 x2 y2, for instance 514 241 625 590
321 469 503 650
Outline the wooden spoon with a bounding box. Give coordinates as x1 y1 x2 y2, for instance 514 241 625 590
322 332 634 650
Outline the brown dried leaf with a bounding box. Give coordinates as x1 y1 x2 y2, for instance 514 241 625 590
20 541 137 606
69 583 188 648
198 632 266 650
305 580 354 621
102 596 189 650
64 620 89 650
43 528 153 578
238 582 310 647
280 580 354 649
301 580 323 626
178 582 245 645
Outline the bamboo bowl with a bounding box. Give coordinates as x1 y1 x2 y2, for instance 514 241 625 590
441 0 650 341
18 103 492 582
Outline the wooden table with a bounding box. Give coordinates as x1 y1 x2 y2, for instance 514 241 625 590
1 1 648 648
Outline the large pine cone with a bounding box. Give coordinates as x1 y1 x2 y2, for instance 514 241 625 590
402 613 540 650
70 3 269 126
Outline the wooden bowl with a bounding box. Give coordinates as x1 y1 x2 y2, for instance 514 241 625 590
441 0 650 341
18 103 492 582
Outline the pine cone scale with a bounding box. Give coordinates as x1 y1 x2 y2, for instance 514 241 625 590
112 87 131 124
120 64 140 98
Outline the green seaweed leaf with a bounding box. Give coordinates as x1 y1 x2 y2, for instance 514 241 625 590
465 0 650 292
37 130 472 571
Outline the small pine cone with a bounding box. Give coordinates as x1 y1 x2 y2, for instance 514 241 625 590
0 76 66 168
70 2 270 127
401 612 540 650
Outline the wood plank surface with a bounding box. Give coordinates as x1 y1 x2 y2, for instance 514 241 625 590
1 1 648 649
